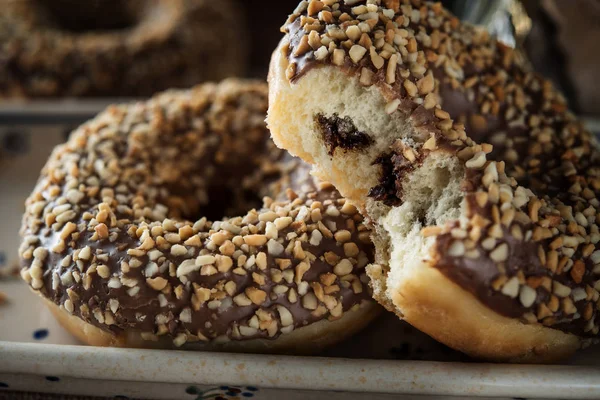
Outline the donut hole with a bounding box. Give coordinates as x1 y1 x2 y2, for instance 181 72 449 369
198 184 265 222
36 0 139 33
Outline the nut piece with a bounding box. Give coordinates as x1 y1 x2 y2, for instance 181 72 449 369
417 72 435 95
349 45 367 64
465 151 487 169
333 259 353 276
295 261 310 284
333 49 346 66
245 287 267 305
244 235 268 247
194 285 211 304
501 276 520 298
553 281 571 298
96 264 110 279
403 79 418 97
233 293 252 307
490 243 509 262
147 277 168 291
519 285 537 307
302 292 318 310
277 305 294 327
177 259 199 277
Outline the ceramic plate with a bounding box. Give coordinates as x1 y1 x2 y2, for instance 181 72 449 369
1 117 600 400
2 288 600 400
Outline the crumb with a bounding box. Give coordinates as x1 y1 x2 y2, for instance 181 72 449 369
0 291 7 305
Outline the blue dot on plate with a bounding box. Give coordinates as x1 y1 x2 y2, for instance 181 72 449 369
219 386 229 390
0 382 8 388
245 386 258 392
242 393 255 398
33 329 49 340
45 376 60 382
185 387 199 395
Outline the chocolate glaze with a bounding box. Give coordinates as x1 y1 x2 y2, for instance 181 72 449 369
434 169 545 319
34 177 372 339
435 185 597 335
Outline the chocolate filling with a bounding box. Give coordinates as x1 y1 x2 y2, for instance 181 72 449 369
316 113 373 156
367 144 429 207
367 153 400 206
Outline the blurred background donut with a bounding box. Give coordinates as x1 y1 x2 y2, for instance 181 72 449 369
0 0 246 97
0 0 598 118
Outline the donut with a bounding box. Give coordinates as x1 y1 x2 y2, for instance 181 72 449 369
0 0 245 98
19 79 378 352
267 0 600 362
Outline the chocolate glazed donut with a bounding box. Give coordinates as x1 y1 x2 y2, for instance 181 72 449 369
19 79 379 352
267 0 600 362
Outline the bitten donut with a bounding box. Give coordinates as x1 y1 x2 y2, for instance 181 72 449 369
267 0 600 362
0 0 245 98
19 79 378 352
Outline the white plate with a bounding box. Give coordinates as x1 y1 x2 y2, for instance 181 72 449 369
2 123 600 400
1 291 600 400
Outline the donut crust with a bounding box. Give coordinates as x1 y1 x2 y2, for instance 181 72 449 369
368 264 581 363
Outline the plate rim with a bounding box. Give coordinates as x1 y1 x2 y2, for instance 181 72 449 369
1 341 600 398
